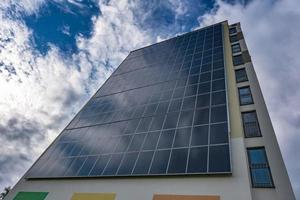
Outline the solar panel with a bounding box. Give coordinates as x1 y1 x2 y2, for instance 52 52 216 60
26 23 231 179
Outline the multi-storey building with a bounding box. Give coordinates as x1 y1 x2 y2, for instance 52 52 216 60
6 21 295 200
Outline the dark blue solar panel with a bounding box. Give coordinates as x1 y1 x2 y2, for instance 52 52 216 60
26 23 231 179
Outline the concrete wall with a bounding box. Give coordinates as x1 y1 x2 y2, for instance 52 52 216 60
5 139 252 200
230 23 296 200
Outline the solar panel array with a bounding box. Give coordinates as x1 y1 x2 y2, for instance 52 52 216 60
27 23 231 179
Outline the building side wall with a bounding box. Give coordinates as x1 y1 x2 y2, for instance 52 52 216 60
4 139 252 200
230 23 295 200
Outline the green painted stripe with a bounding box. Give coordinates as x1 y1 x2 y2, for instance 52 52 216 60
13 192 48 200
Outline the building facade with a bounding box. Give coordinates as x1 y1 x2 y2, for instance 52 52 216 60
6 21 295 200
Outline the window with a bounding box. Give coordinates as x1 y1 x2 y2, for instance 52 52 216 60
242 111 261 137
232 54 244 66
229 27 237 34
238 86 254 105
230 35 238 43
247 147 274 188
231 43 241 53
235 68 248 83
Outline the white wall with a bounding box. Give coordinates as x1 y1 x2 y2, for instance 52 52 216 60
5 138 252 200
233 23 296 200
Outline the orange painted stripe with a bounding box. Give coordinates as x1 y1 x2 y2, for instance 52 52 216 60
153 194 220 200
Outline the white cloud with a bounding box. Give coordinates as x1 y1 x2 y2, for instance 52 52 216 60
0 10 90 188
169 0 188 16
0 0 45 15
77 0 151 68
0 0 153 190
198 0 300 197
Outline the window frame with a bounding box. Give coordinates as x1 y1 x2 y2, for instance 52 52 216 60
238 86 254 105
230 35 238 43
231 43 241 54
242 111 262 138
229 27 237 35
232 54 244 66
235 68 248 83
247 147 275 188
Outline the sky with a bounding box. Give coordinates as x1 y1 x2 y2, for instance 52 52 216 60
0 0 299 198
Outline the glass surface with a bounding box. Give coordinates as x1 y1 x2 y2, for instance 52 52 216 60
168 99 182 112
26 23 231 178
242 111 261 137
133 151 154 174
90 155 110 176
157 130 175 149
239 87 254 105
142 131 160 150
251 169 273 187
211 91 226 105
196 94 210 108
128 133 146 151
194 108 209 125
185 84 198 97
248 148 267 164
187 147 208 173
211 105 227 123
178 110 194 127
209 145 231 172
173 128 191 147
230 35 238 43
150 150 171 174
64 157 86 177
212 79 225 91
229 27 237 34
117 152 138 175
191 125 209 146
168 148 188 173
78 156 98 176
136 118 152 133
182 96 196 110
149 115 165 131
198 82 211 94
210 123 228 144
231 43 241 53
248 148 274 187
114 135 132 152
235 68 248 83
233 54 244 66
213 69 224 80
102 154 123 175
163 112 180 129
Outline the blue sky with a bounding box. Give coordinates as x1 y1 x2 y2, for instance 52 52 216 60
0 0 299 198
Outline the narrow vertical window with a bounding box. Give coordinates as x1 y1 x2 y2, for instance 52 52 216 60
235 68 248 83
242 111 261 137
247 147 274 188
232 54 244 66
238 86 253 105
229 27 237 34
231 43 241 53
230 35 238 43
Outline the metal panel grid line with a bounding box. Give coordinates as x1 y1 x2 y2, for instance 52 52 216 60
26 23 231 179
